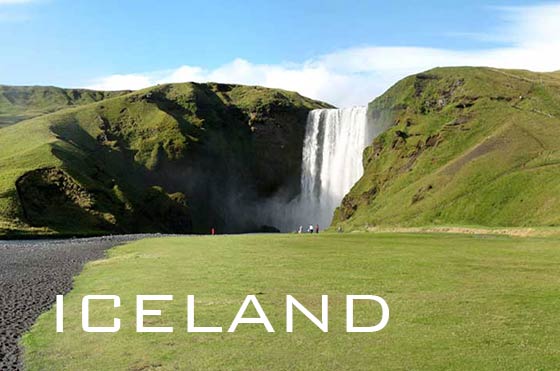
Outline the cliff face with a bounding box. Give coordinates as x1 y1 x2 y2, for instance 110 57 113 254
333 67 560 230
0 83 331 236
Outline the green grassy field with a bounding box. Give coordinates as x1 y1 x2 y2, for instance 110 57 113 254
23 233 560 370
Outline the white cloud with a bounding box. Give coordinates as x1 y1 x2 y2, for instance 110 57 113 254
86 3 560 107
87 73 155 91
497 3 560 47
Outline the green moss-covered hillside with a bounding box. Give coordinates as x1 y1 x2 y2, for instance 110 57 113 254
0 83 330 237
0 85 130 128
333 67 560 230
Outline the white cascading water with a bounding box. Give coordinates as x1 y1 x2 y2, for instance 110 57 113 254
259 106 382 232
291 106 377 230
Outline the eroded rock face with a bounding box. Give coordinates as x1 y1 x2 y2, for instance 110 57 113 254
247 103 310 197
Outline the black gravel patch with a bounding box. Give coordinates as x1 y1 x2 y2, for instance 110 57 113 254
0 234 163 370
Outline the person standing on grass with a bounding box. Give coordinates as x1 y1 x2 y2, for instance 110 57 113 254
298 226 303 234
316 224 319 234
309 225 314 233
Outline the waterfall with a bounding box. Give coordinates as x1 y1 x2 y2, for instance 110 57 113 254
293 107 375 229
259 106 382 232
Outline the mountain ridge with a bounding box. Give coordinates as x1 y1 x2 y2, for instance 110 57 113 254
0 82 331 236
3 67 560 236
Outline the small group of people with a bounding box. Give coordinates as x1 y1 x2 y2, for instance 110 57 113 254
297 224 319 234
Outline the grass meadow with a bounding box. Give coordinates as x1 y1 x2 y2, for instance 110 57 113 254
23 233 560 370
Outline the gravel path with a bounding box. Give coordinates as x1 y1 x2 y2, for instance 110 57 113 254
0 234 162 370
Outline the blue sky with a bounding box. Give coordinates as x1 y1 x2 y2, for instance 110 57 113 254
1 0 559 105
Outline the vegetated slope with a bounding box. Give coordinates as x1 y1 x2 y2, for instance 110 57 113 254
0 83 330 236
333 67 560 230
0 85 129 128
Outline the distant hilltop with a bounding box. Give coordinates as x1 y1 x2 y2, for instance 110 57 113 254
0 85 131 128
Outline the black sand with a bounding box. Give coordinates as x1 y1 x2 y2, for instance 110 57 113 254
0 235 159 370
